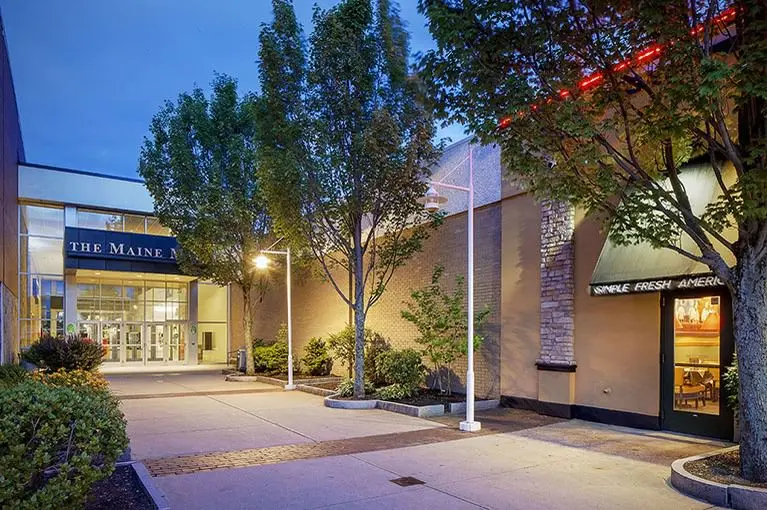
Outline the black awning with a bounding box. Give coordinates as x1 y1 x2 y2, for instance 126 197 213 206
589 164 735 296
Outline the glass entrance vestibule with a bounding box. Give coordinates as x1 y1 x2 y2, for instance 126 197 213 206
76 273 192 365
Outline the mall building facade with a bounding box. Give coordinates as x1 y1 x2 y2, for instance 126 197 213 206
18 163 231 367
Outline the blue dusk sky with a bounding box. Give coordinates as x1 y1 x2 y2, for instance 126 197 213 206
1 1 465 179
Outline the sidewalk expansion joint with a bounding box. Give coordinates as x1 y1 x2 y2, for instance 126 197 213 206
117 388 282 400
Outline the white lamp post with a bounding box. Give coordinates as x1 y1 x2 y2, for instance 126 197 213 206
417 145 480 432
254 245 295 391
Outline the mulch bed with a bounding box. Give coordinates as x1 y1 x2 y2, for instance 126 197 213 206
85 464 154 510
331 388 476 409
387 389 468 407
686 449 767 489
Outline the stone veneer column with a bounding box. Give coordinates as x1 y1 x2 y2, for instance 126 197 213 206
537 200 576 415
538 199 576 368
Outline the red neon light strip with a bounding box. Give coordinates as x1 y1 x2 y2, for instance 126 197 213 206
498 6 739 128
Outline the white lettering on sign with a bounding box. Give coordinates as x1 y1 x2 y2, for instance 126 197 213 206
591 275 724 296
69 240 177 261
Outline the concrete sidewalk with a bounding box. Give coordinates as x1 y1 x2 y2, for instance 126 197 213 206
109 372 443 460
154 421 726 509
109 372 727 509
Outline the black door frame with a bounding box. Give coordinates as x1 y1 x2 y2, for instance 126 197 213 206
660 287 734 439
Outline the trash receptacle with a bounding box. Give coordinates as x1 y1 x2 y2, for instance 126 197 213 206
237 348 247 372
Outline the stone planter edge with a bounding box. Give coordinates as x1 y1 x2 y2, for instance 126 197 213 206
130 461 171 510
448 399 501 414
324 395 378 409
670 446 767 510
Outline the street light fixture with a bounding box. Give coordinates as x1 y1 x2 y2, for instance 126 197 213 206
416 145 480 433
254 242 295 391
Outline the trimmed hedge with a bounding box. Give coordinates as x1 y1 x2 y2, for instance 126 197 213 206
0 381 128 509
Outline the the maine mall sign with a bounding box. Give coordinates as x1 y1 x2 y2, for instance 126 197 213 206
65 227 178 263
68 241 177 260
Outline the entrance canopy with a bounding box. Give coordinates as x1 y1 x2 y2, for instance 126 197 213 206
590 164 736 296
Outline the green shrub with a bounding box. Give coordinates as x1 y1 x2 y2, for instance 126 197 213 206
21 334 104 372
301 337 333 376
376 383 416 401
335 378 375 397
327 325 391 379
375 348 425 389
253 341 289 375
365 332 391 386
0 381 128 509
402 265 491 395
32 368 110 393
0 364 30 389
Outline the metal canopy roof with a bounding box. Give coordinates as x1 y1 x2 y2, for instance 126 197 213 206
589 163 736 296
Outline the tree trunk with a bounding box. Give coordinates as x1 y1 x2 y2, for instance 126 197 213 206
352 220 366 398
732 255 767 482
243 286 255 376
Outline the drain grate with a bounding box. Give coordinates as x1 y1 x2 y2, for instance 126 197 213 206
390 476 425 487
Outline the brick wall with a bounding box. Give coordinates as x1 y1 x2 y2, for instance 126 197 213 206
537 200 576 367
249 204 503 398
0 15 23 363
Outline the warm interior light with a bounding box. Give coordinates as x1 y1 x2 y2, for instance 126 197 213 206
254 254 270 270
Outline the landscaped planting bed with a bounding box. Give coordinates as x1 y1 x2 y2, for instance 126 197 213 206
85 465 154 510
686 449 767 489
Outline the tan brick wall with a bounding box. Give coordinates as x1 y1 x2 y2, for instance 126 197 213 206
499 193 541 399
246 205 503 398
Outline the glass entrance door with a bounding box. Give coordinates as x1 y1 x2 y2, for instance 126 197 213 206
662 290 734 439
146 323 165 362
167 323 185 363
101 323 122 363
124 323 144 363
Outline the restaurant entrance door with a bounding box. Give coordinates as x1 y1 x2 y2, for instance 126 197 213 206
661 288 734 439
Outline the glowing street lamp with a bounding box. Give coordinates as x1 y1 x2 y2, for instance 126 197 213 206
254 244 294 390
416 145 480 433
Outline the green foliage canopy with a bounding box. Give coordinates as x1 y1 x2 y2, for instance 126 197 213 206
257 0 442 397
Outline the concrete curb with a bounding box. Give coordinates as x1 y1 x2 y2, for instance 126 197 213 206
296 384 335 397
131 461 171 510
324 395 378 409
670 446 767 510
323 395 446 417
226 374 341 387
376 400 445 417
448 399 500 414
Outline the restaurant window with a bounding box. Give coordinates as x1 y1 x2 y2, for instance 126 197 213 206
673 296 721 416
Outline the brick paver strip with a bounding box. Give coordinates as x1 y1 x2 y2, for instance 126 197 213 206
117 388 282 400
144 426 492 477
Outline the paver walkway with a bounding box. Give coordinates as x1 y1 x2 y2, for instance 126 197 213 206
109 372 730 509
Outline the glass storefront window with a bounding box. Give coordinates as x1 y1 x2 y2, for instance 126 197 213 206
26 238 64 275
124 214 146 234
20 205 64 237
77 209 124 231
673 296 721 416
146 217 171 236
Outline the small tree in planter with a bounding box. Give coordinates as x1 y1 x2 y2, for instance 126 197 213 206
402 265 490 395
328 325 391 380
